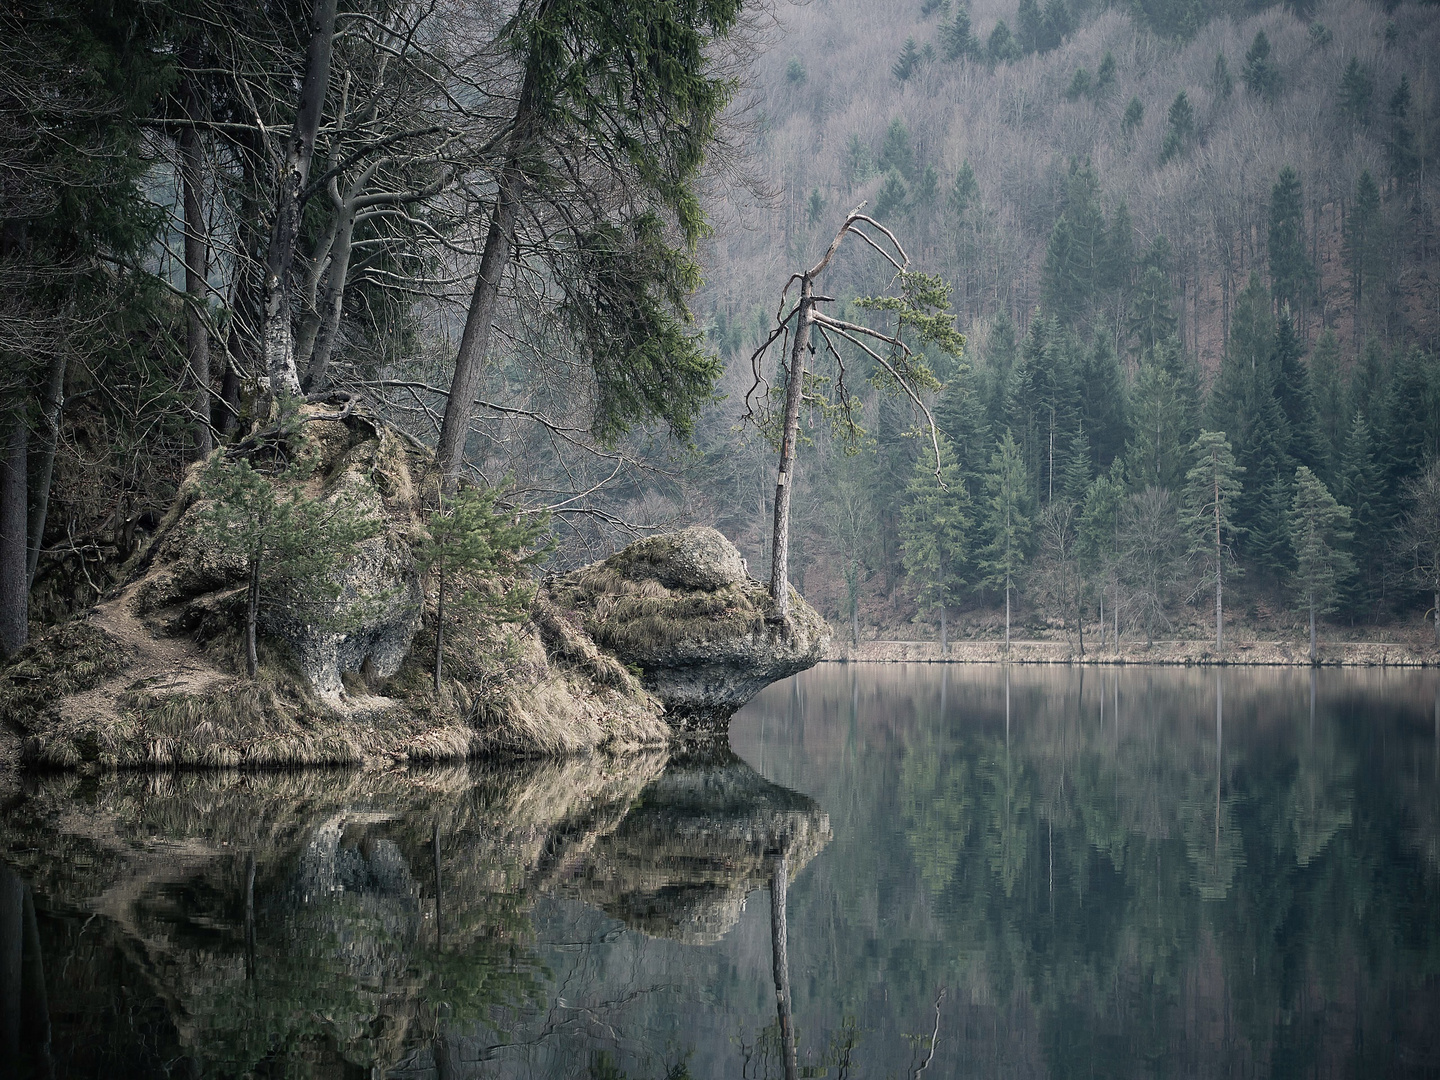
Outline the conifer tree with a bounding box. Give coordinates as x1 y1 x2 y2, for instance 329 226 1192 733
1095 51 1117 96
1309 330 1346 479
1042 162 1109 324
893 37 923 82
1268 167 1317 313
1127 237 1178 361
879 119 916 181
1127 359 1192 492
1338 58 1374 123
1243 31 1279 100
1079 463 1126 649
980 312 1019 433
1272 315 1324 471
1342 170 1385 344
1400 462 1440 645
1212 52 1233 98
901 435 971 651
1079 332 1130 470
1183 431 1244 648
1121 97 1145 146
1289 466 1354 662
1337 411 1386 614
980 433 1034 652
1159 92 1195 164
415 486 549 693
940 7 980 61
987 20 1021 64
1387 75 1419 187
874 170 911 221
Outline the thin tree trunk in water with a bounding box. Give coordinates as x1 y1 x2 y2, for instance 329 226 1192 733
246 549 261 677
0 415 28 658
262 0 338 397
434 562 445 694
1076 589 1084 657
769 277 813 618
1005 577 1011 657
20 882 50 1074
433 821 443 951
181 63 212 456
244 853 256 981
26 348 65 589
1309 597 1317 663
0 867 22 1066
769 853 799 1080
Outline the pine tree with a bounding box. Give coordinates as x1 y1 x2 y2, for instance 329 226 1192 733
1243 31 1279 100
845 134 875 190
1337 411 1386 615
1159 91 1195 164
415 486 549 693
1387 75 1419 187
1289 466 1354 662
1309 329 1345 479
1127 359 1191 492
1127 237 1178 361
1212 52 1233 99
1338 58 1374 123
874 169 910 221
940 7 980 61
1106 200 1135 294
987 20 1021 64
1268 167 1316 313
1079 331 1130 470
879 119 917 181
1271 314 1324 471
1064 68 1092 102
1017 0 1043 53
893 37 923 82
1095 51 1117 96
1399 462 1440 645
901 435 971 651
935 361 992 478
1183 431 1244 648
980 432 1034 652
950 161 979 215
980 311 1019 433
1342 170 1385 345
1060 429 1094 503
1079 463 1126 649
1121 97 1145 145
1041 161 1109 324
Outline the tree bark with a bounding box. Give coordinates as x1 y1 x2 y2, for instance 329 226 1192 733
0 415 28 658
1215 473 1223 650
181 63 212 456
433 561 445 695
435 169 522 488
246 548 261 677
262 0 338 397
769 853 799 1080
1309 596 1317 664
302 209 356 393
769 278 813 618
1005 576 1011 657
26 347 65 590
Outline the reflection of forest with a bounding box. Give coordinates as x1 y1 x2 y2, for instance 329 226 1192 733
732 665 1440 1078
0 749 829 1078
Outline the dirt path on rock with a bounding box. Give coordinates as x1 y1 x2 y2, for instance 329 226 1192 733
60 585 229 724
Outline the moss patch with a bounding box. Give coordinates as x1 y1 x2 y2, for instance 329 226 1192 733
0 621 132 733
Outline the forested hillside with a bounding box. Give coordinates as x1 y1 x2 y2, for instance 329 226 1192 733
686 0 1440 647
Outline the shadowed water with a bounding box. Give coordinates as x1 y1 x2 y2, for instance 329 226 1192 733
1 665 1438 1077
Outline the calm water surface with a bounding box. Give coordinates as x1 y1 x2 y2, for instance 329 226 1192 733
2 665 1438 1078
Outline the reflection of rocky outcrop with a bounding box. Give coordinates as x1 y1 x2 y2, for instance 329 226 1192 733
556 746 831 943
542 527 829 732
0 751 829 1075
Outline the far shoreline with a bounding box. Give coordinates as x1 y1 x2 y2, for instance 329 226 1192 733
824 639 1440 668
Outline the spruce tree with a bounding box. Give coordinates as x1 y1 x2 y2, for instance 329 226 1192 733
880 119 917 181
1183 432 1245 648
1127 238 1178 363
1309 329 1345 479
980 433 1034 652
1212 52 1233 98
1095 51 1117 96
1342 170 1384 344
893 37 923 82
1079 463 1126 649
1399 462 1440 645
1268 167 1316 314
980 311 1019 433
901 435 971 651
1079 331 1130 470
1121 97 1145 145
1387 75 1419 187
1289 466 1354 662
987 20 1021 64
1338 58 1374 123
1337 411 1386 615
1243 31 1279 100
1159 92 1195 164
1041 161 1109 324
1271 314 1324 471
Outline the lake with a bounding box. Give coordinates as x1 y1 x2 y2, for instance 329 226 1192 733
2 664 1438 1078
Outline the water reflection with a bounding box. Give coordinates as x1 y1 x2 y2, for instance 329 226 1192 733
1 666 1438 1077
0 749 828 1078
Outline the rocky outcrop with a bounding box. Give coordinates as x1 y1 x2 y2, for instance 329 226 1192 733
0 410 827 767
542 527 830 733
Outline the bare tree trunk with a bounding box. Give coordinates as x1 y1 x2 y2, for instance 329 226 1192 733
1433 587 1439 645
303 212 356 393
0 414 28 658
436 168 522 488
1309 596 1317 664
433 562 445 694
769 277 813 618
262 0 338 397
940 603 947 653
769 853 799 1080
1215 478 1223 649
1004 576 1011 657
246 548 261 677
26 347 65 589
181 63 212 456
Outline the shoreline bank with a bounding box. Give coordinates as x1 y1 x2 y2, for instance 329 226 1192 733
825 638 1440 667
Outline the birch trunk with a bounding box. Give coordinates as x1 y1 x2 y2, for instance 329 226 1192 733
768 277 813 618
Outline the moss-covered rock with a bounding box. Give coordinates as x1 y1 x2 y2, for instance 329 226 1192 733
544 527 829 732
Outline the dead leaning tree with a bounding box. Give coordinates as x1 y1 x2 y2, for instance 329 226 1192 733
746 202 964 618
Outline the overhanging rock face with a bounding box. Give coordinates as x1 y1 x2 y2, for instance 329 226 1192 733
541 527 830 733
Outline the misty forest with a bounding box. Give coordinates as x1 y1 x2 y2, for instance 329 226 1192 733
3 0 1440 664
3 0 1440 1077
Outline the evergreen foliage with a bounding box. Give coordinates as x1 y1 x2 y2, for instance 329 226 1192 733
1159 92 1195 164
1288 466 1353 659
1244 31 1279 100
900 435 971 645
1338 58 1374 123
1267 167 1317 313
